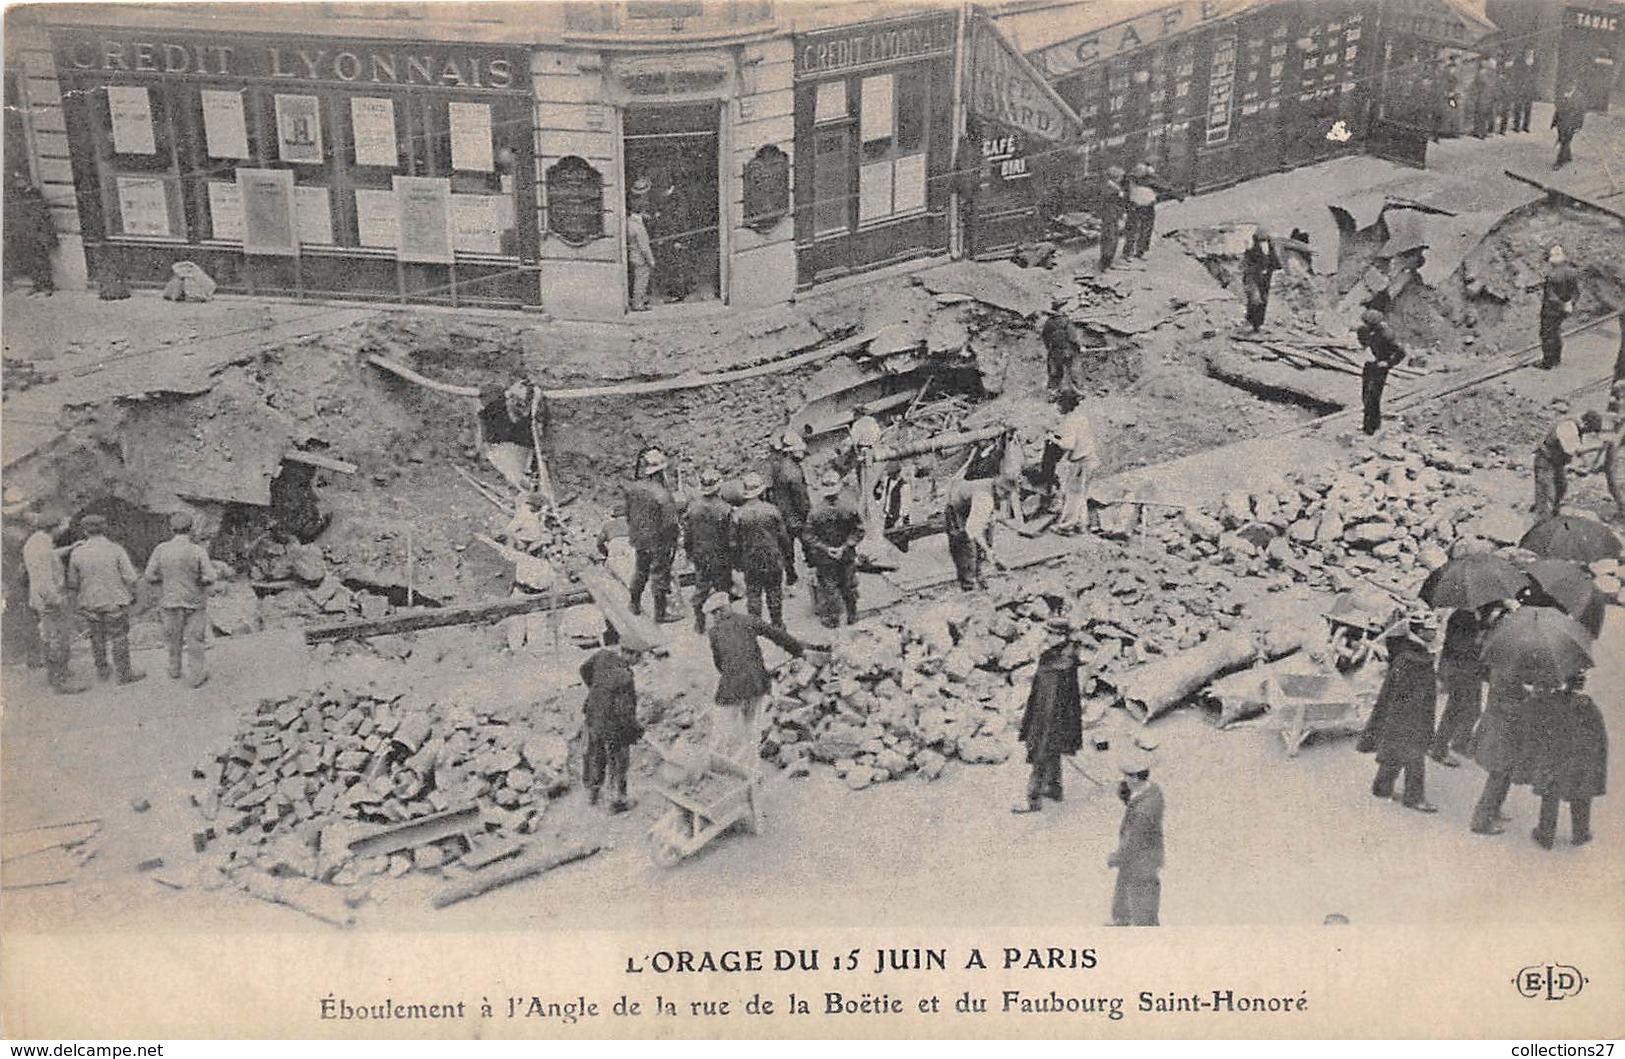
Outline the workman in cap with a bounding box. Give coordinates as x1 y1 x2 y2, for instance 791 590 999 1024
702 591 810 759
1108 749 1165 926
1532 409 1607 520
1091 165 1126 272
1041 303 1085 398
1355 308 1407 436
684 469 736 634
1241 227 1285 332
144 511 216 688
802 469 865 628
1121 163 1177 261
623 446 682 623
1357 608 1441 813
764 429 810 579
21 509 87 694
1012 615 1085 813
943 475 1012 592
735 471 794 629
1539 245 1580 369
627 184 655 312
579 639 643 813
1049 391 1100 535
66 514 146 685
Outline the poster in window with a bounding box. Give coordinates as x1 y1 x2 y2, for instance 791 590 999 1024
350 97 398 168
860 74 894 144
296 186 334 246
394 176 454 263
893 153 927 214
200 89 250 160
814 80 847 123
857 159 893 222
449 102 494 173
107 86 156 155
274 94 324 164
206 181 244 241
237 168 299 256
452 194 503 254
115 176 170 236
355 188 399 248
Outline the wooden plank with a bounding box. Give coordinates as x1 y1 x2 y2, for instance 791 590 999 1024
577 564 660 652
304 589 591 643
1504 169 1625 222
346 806 481 860
283 451 357 474
365 330 874 405
432 840 602 909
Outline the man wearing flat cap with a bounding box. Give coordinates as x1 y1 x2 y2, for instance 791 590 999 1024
144 510 216 688
702 592 809 758
1013 614 1085 813
802 469 865 628
21 509 87 694
765 430 810 580
1109 751 1164 926
735 471 793 629
684 469 736 634
624 446 682 624
66 514 145 684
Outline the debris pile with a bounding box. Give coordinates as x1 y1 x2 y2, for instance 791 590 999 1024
188 683 576 888
1154 435 1490 599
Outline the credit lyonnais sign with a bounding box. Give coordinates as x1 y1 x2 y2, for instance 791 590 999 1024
795 12 956 80
1031 0 1228 80
52 31 528 92
970 20 1079 144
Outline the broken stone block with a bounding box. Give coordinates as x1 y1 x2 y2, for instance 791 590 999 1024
1344 520 1397 546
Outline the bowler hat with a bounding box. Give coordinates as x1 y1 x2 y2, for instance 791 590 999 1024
740 472 766 500
169 511 195 533
80 514 107 534
699 469 722 495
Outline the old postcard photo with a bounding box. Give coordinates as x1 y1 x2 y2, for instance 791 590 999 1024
2 0 1622 1041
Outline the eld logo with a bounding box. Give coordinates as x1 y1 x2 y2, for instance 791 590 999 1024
1514 964 1587 1001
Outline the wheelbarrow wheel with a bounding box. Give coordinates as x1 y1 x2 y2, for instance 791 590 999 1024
651 840 685 869
648 812 687 868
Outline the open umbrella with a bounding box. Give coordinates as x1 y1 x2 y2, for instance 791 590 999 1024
1519 515 1623 563
1418 552 1530 609
1479 607 1593 687
1524 559 1606 636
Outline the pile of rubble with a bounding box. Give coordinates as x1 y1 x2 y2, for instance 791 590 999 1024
188 683 574 888
1155 435 1488 599
760 557 1252 787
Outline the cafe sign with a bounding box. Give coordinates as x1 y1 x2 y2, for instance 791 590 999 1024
969 17 1081 145
52 30 529 92
1030 0 1230 80
795 11 957 80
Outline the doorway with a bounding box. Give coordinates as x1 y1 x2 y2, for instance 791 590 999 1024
623 103 722 307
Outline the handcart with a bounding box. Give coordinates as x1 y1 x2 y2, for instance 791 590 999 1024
1266 670 1376 757
644 742 763 868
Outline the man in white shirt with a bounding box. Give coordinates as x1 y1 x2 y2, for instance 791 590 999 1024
1533 409 1606 519
943 476 1011 590
1050 392 1100 535
627 189 655 312
21 510 87 694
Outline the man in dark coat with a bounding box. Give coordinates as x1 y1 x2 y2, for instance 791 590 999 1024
1041 307 1084 397
1091 165 1126 272
580 642 643 812
1509 48 1538 133
1527 674 1607 848
1468 673 1532 834
735 472 792 628
702 592 808 758
4 171 58 295
1013 616 1085 813
764 430 810 581
1108 753 1164 926
624 447 682 623
683 468 736 634
1471 59 1501 138
1539 247 1581 369
1428 604 1494 767
1241 228 1285 332
803 469 865 628
1356 308 1407 436
1553 82 1585 169
1358 610 1440 813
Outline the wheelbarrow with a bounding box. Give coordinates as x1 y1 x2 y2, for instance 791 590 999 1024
1265 669 1376 757
644 741 763 868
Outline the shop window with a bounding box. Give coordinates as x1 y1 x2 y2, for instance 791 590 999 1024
811 122 851 237
855 67 929 226
92 84 185 240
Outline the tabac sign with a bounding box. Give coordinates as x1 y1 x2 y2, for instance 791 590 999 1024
970 18 1081 144
1030 0 1232 80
